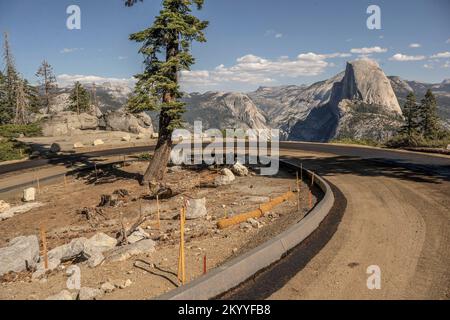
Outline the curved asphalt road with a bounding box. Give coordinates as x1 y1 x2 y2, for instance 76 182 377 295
1 142 449 299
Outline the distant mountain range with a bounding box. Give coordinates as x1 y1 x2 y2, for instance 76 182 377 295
51 60 450 142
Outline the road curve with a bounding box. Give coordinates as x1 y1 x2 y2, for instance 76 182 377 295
1 142 449 299
231 144 450 300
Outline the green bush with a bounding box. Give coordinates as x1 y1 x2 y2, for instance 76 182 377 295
0 138 31 161
0 123 42 139
386 133 450 149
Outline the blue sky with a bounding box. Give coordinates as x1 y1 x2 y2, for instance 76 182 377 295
0 0 449 92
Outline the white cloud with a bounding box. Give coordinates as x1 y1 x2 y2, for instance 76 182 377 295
430 51 450 59
423 64 434 69
57 74 135 87
389 53 426 61
446 38 450 44
409 43 421 48
265 29 283 39
443 61 450 68
60 48 83 54
181 52 351 91
350 46 387 54
118 56 128 60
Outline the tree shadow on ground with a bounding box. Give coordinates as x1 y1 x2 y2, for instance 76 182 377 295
281 155 450 184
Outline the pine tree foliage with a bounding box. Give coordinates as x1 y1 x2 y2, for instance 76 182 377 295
400 92 420 138
1 32 19 124
125 0 208 183
36 60 57 114
419 89 440 139
68 82 91 114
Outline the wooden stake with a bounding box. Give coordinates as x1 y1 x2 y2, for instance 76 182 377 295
311 172 315 186
63 174 67 188
178 207 186 285
203 255 207 275
40 226 48 270
156 195 161 231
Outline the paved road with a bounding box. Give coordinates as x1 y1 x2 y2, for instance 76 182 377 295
229 144 450 299
1 142 449 299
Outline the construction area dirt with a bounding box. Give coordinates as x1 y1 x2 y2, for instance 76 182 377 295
0 161 317 300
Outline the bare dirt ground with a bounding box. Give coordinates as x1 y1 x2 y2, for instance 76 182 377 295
0 161 316 300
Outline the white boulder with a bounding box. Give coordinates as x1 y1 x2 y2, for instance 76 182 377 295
73 142 84 149
0 200 10 213
93 139 104 146
0 236 40 276
127 227 150 244
185 198 207 220
214 168 235 186
23 187 36 202
231 161 249 176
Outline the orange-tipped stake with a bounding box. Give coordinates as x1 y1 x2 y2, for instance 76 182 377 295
203 255 207 275
40 226 48 270
178 207 186 285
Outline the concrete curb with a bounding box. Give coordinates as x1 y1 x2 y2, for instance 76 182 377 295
157 159 335 300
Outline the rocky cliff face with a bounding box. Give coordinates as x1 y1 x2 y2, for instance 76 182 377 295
334 60 402 114
181 92 270 131
266 60 403 141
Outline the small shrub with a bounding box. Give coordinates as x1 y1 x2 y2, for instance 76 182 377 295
0 138 31 161
0 123 42 139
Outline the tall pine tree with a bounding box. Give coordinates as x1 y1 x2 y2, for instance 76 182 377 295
419 89 439 139
400 92 420 139
68 82 91 114
2 32 19 124
125 0 208 185
36 60 57 114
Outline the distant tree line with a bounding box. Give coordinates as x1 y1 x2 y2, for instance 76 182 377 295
389 89 449 147
0 32 95 126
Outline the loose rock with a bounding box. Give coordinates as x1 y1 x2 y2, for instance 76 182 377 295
78 287 104 300
214 168 235 186
185 198 207 220
22 187 36 202
93 139 104 146
101 282 115 293
50 143 61 153
73 142 84 149
0 200 11 213
0 236 40 276
231 161 249 176
121 135 131 142
107 239 156 263
127 227 150 244
45 290 73 301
